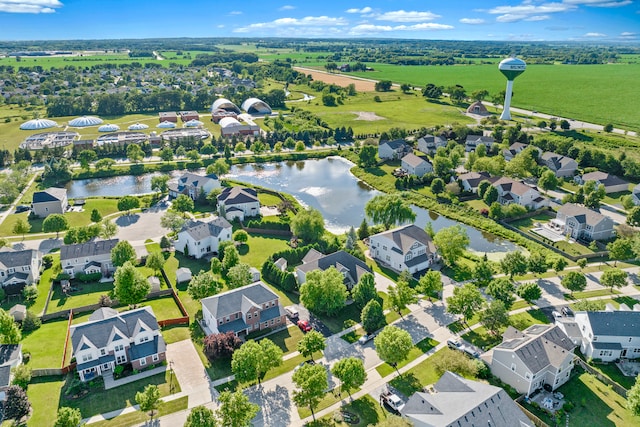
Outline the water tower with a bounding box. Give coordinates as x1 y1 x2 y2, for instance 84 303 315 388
498 57 526 120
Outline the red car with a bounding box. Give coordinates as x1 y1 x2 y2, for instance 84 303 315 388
297 320 312 332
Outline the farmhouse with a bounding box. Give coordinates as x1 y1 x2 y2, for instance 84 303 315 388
295 249 372 290
540 152 578 177
378 139 412 160
70 306 166 382
175 217 232 259
168 172 221 200
492 177 548 209
574 171 629 194
455 171 492 193
368 224 438 274
570 310 640 362
465 135 494 152
217 187 260 221
401 153 432 177
484 324 575 396
158 111 177 123
60 239 119 278
0 249 41 288
416 134 447 154
554 203 615 241
201 281 286 337
32 187 68 218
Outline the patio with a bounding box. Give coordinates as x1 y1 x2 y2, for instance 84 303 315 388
617 359 640 377
530 222 566 243
528 390 565 413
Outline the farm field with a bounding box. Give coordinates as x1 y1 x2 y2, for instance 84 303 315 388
0 53 192 69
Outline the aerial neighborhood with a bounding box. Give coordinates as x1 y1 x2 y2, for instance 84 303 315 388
0 15 639 427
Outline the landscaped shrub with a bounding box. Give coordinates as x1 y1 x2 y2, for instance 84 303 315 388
261 260 298 292
75 272 102 283
54 273 71 282
203 331 243 360
22 285 37 304
21 311 41 333
42 255 54 270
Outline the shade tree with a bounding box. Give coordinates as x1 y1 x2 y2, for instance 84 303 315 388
365 194 416 230
300 268 348 316
374 325 413 375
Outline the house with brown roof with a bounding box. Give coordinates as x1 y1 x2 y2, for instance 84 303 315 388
158 111 177 123
540 152 578 177
178 111 199 122
492 177 548 209
368 224 438 274
554 203 615 241
401 153 433 177
574 171 629 194
466 101 490 116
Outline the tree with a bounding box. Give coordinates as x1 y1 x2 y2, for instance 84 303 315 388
297 330 326 361
290 208 325 243
627 206 640 227
479 300 510 336
292 363 328 421
352 273 378 309
54 407 82 427
483 185 499 205
365 194 416 230
114 261 150 306
357 218 370 240
227 263 252 289
12 218 31 240
607 238 635 265
430 178 445 195
553 257 568 273
78 149 97 170
538 169 559 191
146 251 165 276
387 281 417 318
151 175 170 195
4 385 30 422
203 331 242 360
432 156 453 177
562 271 587 295
136 384 161 421
626 373 640 416
42 214 68 238
210 257 222 275
188 271 221 300
184 405 218 427
88 209 102 223
374 326 413 375
161 211 186 234
446 283 484 326
473 258 494 287
100 219 117 239
500 251 528 278
358 145 377 168
573 299 606 311
604 123 614 132
22 285 37 304
11 364 31 389
111 240 136 267
487 278 516 309
433 225 470 266
222 245 240 272
117 195 140 214
447 85 467 104
300 268 348 315
126 144 144 163
0 309 21 344
232 230 249 245
422 83 443 99
172 194 195 217
477 180 491 198
577 258 588 269
375 80 392 92
160 146 174 162
528 252 548 275
517 282 542 304
208 158 230 176
332 357 367 398
217 390 259 427
361 299 386 334
95 158 115 170
600 268 628 293
186 149 200 161
417 271 442 300
231 338 283 385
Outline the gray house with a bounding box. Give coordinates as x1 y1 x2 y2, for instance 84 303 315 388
571 310 640 362
574 171 629 194
168 172 221 200
416 134 447 154
401 153 432 177
465 135 494 152
32 187 68 217
0 345 23 401
401 371 533 427
295 249 372 290
378 139 412 160
554 203 615 241
540 152 578 177
60 239 119 278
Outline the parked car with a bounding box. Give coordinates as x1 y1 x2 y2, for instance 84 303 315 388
15 205 30 213
447 338 463 349
463 346 480 358
561 306 574 317
293 359 315 372
380 389 405 415
552 311 563 320
285 306 299 319
297 319 312 332
358 333 376 345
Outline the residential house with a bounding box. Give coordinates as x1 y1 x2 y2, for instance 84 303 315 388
168 172 221 200
455 171 492 193
574 171 629 194
465 135 494 152
175 217 232 259
485 324 575 396
401 371 533 427
540 152 578 177
0 249 40 289
295 249 372 290
401 153 433 178
378 139 412 160
368 224 438 274
0 345 23 401
201 281 286 337
554 203 615 241
32 187 68 218
70 306 166 382
60 239 119 278
570 310 640 362
632 184 640 206
217 187 260 221
416 134 447 155
492 177 548 209
503 142 540 161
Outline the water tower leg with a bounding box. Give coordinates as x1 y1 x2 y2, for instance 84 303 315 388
500 80 514 120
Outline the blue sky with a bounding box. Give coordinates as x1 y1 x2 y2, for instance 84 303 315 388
0 1 638 42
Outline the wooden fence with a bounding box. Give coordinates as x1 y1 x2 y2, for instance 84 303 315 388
574 358 628 398
515 397 551 427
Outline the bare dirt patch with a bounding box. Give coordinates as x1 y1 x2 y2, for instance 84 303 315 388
352 111 386 121
294 68 376 92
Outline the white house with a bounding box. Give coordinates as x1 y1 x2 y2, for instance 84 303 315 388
0 249 41 288
368 224 438 274
571 310 640 362
554 203 615 241
217 187 260 221
32 187 68 218
540 152 578 177
455 171 492 193
401 153 433 177
168 172 221 200
484 324 575 396
574 171 629 194
175 217 232 259
60 239 119 278
416 134 447 154
492 177 548 209
378 139 412 160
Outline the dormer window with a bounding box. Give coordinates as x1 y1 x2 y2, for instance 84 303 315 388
247 313 252 319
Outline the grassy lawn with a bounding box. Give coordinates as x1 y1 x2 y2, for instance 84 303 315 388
89 397 188 427
509 309 550 330
238 233 291 269
261 325 304 355
309 395 390 427
48 280 115 312
341 328 364 344
160 325 191 344
257 193 283 207
22 314 82 368
564 288 621 300
388 348 455 397
510 299 532 311
462 309 550 351
137 296 184 321
587 360 636 389
316 303 362 334
376 337 439 377
27 375 65 427
464 198 488 212
298 387 362 419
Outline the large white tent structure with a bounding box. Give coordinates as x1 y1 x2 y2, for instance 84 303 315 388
98 124 120 132
241 98 272 114
184 119 203 128
69 116 104 127
212 98 241 113
128 123 149 131
158 121 176 129
20 118 58 131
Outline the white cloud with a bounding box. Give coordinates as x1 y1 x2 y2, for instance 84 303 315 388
279 5 295 11
349 22 453 34
525 15 551 21
229 10 242 15
563 0 632 7
234 16 349 33
0 0 62 14
584 32 607 36
373 10 440 22
217 24 225 28
619 32 637 39
460 18 486 24
346 7 372 14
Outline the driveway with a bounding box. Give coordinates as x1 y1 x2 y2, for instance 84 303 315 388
115 204 169 243
165 340 217 408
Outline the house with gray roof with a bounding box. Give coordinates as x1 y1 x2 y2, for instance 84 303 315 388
70 306 166 382
484 324 575 396
175 217 232 259
574 171 629 194
417 134 447 155
401 371 533 427
168 172 220 201
32 187 68 218
295 249 372 290
0 345 23 401
492 177 548 209
217 187 260 221
540 152 578 177
60 239 119 278
571 309 640 362
368 224 438 274
201 281 286 337
503 142 532 161
554 203 615 241
378 139 412 160
0 249 41 289
401 153 433 178
631 184 640 206
465 135 494 152
455 171 493 193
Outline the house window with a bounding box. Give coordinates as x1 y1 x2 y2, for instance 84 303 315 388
271 301 275 307
235 313 239 319
219 319 223 325
140 336 150 343
82 354 92 362
385 256 390 262
247 313 252 319
270 319 274 325
115 344 124 352
405 253 413 261
382 246 387 251
511 364 516 371
100 349 106 356
525 372 531 380
276 318 280 323
140 358 146 366
226 316 230 322
599 350 613 357
116 355 127 364
153 354 159 362
630 338 633 342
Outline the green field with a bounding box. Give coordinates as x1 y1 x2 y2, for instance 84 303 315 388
0 53 192 69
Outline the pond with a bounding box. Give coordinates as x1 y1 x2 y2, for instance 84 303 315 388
64 170 182 198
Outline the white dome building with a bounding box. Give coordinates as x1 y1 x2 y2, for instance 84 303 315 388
98 124 120 132
211 98 240 113
20 118 58 131
184 119 204 128
69 116 103 127
219 117 260 137
241 98 272 114
128 123 149 131
158 121 176 129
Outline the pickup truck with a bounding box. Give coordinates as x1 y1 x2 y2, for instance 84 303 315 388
380 389 405 414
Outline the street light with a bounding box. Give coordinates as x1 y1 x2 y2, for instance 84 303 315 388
169 360 174 394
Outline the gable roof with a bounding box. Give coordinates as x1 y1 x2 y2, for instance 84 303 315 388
201 281 278 320
0 249 38 270
170 172 218 191
372 224 436 255
417 134 446 147
457 171 493 188
557 203 609 227
541 152 577 171
380 139 411 151
32 187 67 203
581 171 628 188
401 371 533 427
583 311 640 337
217 187 259 206
297 250 372 286
402 153 430 168
60 239 119 261
465 135 495 144
492 177 537 197
0 345 22 366
179 218 232 241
